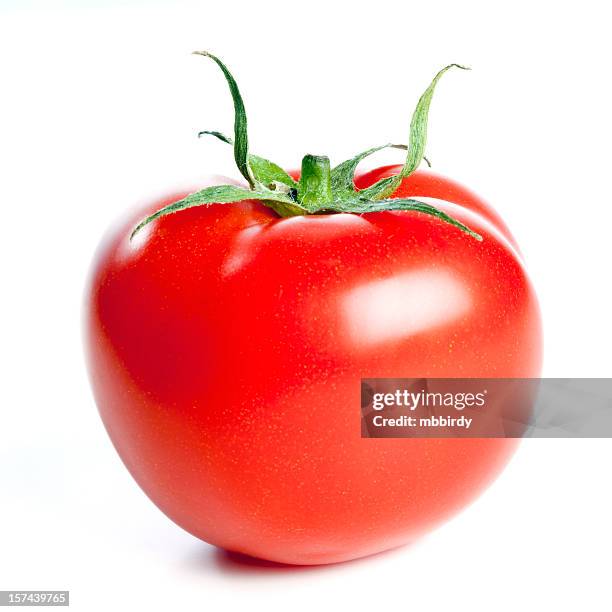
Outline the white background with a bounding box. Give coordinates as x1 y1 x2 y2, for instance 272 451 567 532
1 1 611 610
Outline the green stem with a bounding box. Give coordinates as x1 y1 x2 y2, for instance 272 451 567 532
298 155 333 210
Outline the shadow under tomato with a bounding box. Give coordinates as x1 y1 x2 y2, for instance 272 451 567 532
213 549 326 575
188 540 420 577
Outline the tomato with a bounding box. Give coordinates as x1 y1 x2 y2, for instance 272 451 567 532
85 166 541 565
84 53 542 565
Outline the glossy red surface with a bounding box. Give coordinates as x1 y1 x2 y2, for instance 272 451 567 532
85 168 542 564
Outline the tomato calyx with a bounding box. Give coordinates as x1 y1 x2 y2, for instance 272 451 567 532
130 52 481 241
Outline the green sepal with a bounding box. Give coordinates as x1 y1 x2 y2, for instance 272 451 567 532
197 130 232 144
199 130 297 189
130 184 304 239
193 52 256 188
326 196 481 240
250 157 297 190
331 144 395 195
360 64 469 201
331 143 431 200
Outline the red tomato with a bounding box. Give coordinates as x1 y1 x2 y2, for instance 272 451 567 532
85 167 542 565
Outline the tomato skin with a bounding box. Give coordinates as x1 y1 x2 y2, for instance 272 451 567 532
85 168 542 565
